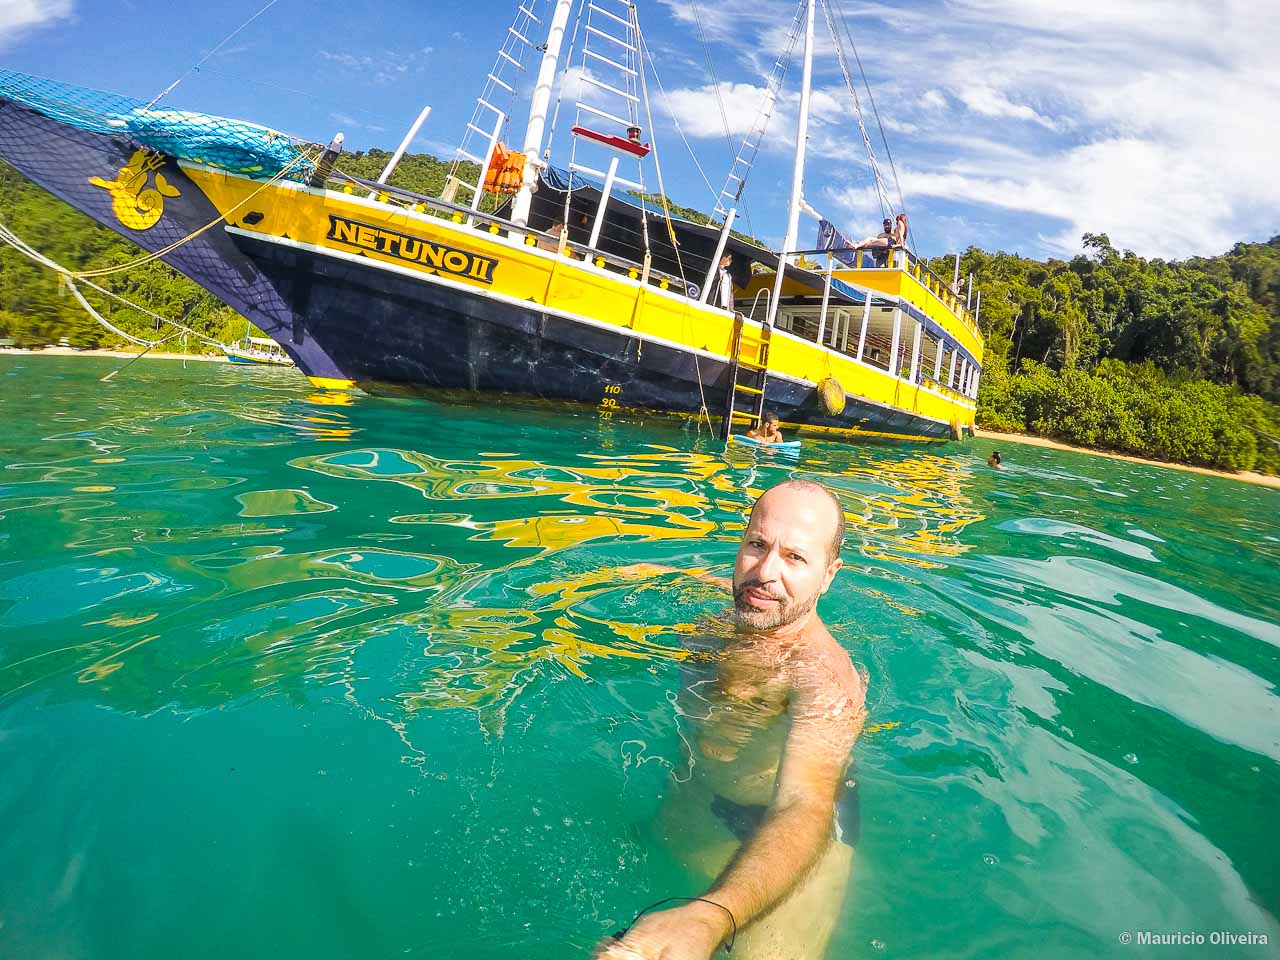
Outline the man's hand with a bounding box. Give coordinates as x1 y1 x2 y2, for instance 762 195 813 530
593 902 731 960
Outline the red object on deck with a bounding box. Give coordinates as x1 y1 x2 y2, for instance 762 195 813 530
570 125 651 158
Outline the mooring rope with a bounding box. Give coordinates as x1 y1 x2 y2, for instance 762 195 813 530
635 15 714 433
0 221 227 350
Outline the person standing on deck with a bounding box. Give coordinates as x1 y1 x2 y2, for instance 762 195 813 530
599 480 867 960
715 253 736 312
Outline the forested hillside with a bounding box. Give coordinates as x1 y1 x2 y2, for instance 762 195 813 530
925 234 1280 472
2 151 1277 472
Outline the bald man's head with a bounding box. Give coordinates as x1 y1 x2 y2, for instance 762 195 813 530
748 480 846 563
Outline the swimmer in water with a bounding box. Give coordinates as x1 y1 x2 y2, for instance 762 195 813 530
745 411 784 444
601 480 867 960
988 450 1003 469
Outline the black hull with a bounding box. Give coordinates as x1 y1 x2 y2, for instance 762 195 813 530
0 99 949 441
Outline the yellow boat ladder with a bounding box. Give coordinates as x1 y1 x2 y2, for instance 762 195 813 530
719 313 772 440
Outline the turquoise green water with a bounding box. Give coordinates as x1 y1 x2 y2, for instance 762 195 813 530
1 355 1277 958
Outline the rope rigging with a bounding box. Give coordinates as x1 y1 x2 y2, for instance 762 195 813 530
824 0 915 251
634 13 713 432
682 0 758 237
709 1 806 229
0 219 229 350
144 0 285 110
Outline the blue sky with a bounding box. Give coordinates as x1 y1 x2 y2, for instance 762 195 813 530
1 0 1276 260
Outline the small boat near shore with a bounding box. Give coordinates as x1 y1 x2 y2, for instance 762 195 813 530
222 335 294 366
0 0 983 442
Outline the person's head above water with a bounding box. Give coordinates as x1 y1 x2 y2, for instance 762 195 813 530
732 480 845 633
762 411 779 426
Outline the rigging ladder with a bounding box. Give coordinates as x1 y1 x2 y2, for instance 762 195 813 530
711 2 806 221
719 311 772 440
444 0 546 215
556 0 651 249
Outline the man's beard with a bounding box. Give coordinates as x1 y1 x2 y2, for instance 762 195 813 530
732 579 819 631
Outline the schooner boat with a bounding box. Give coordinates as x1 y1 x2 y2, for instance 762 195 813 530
0 0 982 442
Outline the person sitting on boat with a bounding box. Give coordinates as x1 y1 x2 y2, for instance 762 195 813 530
892 212 909 250
601 480 866 960
854 218 896 267
537 221 565 253
715 252 735 312
746 411 784 444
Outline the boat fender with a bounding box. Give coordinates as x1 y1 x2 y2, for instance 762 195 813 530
949 419 962 441
817 377 845 416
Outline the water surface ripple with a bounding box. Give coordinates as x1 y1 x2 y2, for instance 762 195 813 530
1 356 1277 958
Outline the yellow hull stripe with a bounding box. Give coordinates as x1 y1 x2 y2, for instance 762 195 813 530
307 376 358 390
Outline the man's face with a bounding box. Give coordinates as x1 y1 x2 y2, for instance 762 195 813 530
732 487 842 632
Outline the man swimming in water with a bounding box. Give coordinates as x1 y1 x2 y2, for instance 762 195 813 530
745 411 784 445
599 480 867 960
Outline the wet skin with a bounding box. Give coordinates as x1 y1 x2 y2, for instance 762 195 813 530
600 484 867 960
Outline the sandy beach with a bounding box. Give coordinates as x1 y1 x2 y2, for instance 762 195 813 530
979 428 1280 490
5 346 230 362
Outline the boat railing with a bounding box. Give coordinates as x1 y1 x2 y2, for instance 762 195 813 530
760 249 980 400
790 246 981 339
327 171 696 296
743 288 771 324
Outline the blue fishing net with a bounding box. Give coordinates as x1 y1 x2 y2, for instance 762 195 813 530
0 69 318 181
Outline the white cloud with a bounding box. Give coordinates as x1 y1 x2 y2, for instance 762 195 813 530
918 89 947 112
658 81 772 139
317 46 435 84
953 84 1060 130
655 0 1280 259
0 0 72 46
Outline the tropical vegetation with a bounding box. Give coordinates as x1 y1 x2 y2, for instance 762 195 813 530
927 233 1280 473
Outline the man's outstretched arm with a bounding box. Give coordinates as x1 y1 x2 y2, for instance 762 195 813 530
597 661 864 959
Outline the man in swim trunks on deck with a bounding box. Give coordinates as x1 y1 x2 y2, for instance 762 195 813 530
599 480 867 960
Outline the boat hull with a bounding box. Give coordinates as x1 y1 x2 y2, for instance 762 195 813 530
235 232 951 439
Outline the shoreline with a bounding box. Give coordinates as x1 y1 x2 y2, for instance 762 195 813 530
2 346 229 362
6 349 1276 489
978 428 1280 490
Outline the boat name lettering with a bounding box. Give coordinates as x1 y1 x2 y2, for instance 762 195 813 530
326 216 497 284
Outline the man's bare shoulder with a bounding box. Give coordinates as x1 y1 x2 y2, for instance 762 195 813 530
795 619 866 709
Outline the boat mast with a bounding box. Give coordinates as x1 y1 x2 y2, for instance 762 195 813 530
511 0 575 227
783 0 815 255
766 0 815 325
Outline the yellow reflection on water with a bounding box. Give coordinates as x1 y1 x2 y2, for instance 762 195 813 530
273 443 987 717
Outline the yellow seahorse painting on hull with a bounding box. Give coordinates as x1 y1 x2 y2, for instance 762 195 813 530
89 148 179 230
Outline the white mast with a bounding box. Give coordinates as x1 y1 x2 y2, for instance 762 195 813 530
511 0 575 227
782 0 815 255
766 0 815 326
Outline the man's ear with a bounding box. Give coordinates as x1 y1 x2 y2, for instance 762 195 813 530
820 557 843 593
